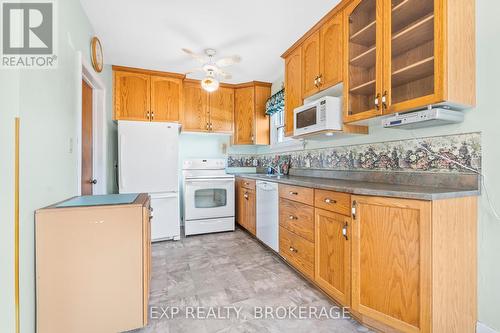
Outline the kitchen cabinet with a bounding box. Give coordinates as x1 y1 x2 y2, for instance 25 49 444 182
209 86 234 133
182 80 209 131
182 80 234 133
113 66 183 122
234 82 272 145
35 193 151 333
284 47 302 136
344 0 476 123
236 178 256 235
301 13 343 99
351 195 477 333
278 184 315 279
315 208 351 306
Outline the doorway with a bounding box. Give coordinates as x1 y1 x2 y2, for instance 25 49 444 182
81 79 94 195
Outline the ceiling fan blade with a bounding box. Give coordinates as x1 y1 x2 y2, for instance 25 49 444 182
215 55 241 67
215 68 233 80
184 67 204 75
181 48 207 63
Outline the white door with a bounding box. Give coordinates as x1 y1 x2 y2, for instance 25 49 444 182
184 178 235 221
150 193 180 241
118 121 179 193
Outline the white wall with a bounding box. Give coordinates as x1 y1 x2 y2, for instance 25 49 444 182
0 0 112 331
258 1 500 330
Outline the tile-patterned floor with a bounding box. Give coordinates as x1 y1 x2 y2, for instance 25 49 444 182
131 228 371 333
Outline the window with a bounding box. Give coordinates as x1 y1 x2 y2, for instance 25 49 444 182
270 109 286 146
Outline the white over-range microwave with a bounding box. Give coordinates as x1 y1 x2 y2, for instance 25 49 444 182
293 96 342 138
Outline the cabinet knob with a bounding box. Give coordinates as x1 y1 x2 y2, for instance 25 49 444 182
382 91 388 110
289 247 298 253
324 198 336 204
342 222 348 241
206 122 209 130
151 112 155 120
318 74 323 86
375 93 381 111
89 178 97 184
288 215 297 220
289 191 298 195
244 192 248 199
146 111 150 119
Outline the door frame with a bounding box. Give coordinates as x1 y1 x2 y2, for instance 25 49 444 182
76 52 108 195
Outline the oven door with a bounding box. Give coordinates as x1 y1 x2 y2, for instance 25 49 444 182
184 178 235 221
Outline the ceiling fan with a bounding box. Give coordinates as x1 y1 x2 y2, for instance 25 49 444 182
182 48 241 92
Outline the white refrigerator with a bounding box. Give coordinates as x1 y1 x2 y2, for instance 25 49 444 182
118 121 180 241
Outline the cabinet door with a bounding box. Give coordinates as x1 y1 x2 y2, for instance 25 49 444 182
236 184 247 230
344 0 384 123
315 208 350 306
234 86 255 145
302 30 321 98
253 85 271 145
284 47 302 137
150 76 183 122
114 71 150 121
182 81 209 132
209 87 234 133
383 0 439 114
320 13 343 90
246 188 256 235
351 195 431 333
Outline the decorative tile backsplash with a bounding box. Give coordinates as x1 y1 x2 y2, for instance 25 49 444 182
228 132 481 173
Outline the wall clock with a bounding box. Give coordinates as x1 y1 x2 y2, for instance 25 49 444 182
90 37 103 73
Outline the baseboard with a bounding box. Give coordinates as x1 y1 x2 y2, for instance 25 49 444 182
477 322 499 333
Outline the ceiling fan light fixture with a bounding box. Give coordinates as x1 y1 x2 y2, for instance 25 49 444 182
201 75 219 92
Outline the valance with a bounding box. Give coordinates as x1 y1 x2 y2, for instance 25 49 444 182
265 88 284 115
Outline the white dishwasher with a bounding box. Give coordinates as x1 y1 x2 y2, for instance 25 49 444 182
256 180 279 252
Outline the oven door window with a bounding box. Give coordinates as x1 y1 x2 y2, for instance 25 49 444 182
296 106 317 129
194 188 227 208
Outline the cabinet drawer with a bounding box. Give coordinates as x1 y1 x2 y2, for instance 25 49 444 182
314 189 351 216
279 184 314 205
279 199 314 242
279 226 315 279
237 178 256 190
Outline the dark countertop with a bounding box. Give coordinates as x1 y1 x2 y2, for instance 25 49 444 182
232 173 480 201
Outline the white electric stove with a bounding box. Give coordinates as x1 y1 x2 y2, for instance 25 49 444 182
182 159 235 236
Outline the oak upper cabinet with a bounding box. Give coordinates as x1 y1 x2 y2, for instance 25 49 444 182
234 82 271 145
301 13 343 99
209 86 234 133
351 195 431 333
344 0 384 123
344 0 476 123
382 0 475 114
182 80 209 132
150 76 183 122
114 71 151 121
315 208 351 306
319 13 343 90
284 47 302 137
302 31 321 98
113 66 183 122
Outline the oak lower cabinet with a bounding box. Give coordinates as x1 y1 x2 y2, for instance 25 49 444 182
35 194 151 333
113 66 183 122
234 82 272 145
236 178 256 235
315 208 351 307
278 184 315 280
350 195 477 333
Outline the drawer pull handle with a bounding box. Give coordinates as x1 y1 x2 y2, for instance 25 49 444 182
288 215 297 220
289 247 298 253
244 192 248 199
245 182 250 185
289 191 298 195
324 198 337 204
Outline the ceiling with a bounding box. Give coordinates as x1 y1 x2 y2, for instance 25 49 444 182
80 0 341 84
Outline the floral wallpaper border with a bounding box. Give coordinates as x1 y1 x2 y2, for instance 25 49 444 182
227 132 481 173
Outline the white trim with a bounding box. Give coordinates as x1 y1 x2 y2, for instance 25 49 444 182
477 322 499 333
76 52 108 195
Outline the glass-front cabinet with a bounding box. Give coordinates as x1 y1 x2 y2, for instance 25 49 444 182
344 0 384 122
385 0 437 113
